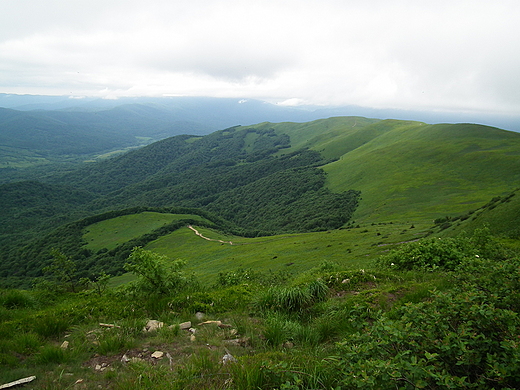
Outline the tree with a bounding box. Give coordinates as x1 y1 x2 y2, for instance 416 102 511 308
124 247 193 295
42 249 79 292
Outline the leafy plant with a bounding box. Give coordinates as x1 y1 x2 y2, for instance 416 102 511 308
124 247 195 296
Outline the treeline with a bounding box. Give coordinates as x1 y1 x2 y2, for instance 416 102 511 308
0 207 227 288
207 167 360 235
1 125 361 286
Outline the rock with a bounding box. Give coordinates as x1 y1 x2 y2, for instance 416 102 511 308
60 341 69 349
189 334 196 342
223 338 241 347
195 312 205 320
95 364 102 371
188 328 196 334
0 376 36 389
221 351 237 365
143 320 164 332
179 321 191 330
218 323 233 329
230 329 238 336
121 354 130 363
224 337 250 347
151 351 164 359
283 341 294 349
198 320 222 326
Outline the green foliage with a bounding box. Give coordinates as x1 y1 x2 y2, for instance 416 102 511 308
254 279 329 315
336 288 520 389
378 237 471 271
124 247 195 296
42 248 80 292
0 289 36 309
32 314 70 339
35 344 68 364
378 228 504 271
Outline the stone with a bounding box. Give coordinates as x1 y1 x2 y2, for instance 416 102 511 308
190 334 196 342
143 320 164 332
221 351 237 365
195 312 205 320
198 320 221 326
60 341 69 349
151 351 164 359
179 321 191 330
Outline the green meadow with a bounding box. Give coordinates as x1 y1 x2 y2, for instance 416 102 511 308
83 212 210 251
81 212 433 284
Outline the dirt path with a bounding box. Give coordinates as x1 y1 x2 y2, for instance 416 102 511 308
187 225 234 245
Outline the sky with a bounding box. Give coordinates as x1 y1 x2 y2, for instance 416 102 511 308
1 0 519 116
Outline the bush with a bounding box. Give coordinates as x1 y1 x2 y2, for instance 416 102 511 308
0 289 36 309
124 247 197 296
254 279 329 316
378 228 505 271
336 289 520 389
378 237 471 271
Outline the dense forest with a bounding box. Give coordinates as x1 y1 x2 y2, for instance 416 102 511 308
0 125 360 287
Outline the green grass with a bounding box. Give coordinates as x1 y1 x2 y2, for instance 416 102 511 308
144 221 431 284
83 212 209 251
441 190 520 239
321 121 520 222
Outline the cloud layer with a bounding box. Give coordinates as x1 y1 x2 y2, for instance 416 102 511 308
1 0 519 114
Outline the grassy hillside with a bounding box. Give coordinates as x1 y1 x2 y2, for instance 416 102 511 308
321 121 520 221
83 212 210 251
438 189 520 239
3 116 520 287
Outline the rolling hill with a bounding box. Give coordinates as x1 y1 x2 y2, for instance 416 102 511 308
2 115 520 287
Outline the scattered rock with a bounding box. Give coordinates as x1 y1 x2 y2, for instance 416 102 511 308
151 351 164 359
283 341 294 349
195 312 205 320
179 321 191 330
121 354 130 363
60 341 69 349
189 334 196 342
143 320 164 332
188 328 196 334
221 351 237 365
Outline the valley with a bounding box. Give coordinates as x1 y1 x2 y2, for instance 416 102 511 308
1 114 520 389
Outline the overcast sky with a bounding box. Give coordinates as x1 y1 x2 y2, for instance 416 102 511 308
1 0 519 115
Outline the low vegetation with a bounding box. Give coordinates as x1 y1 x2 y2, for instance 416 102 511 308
3 116 520 388
1 228 520 389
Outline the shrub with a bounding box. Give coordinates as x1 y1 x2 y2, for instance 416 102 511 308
254 280 329 315
377 237 471 271
335 289 520 389
32 314 70 339
0 289 37 309
124 247 197 296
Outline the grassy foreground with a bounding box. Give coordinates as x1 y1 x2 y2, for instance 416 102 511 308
2 227 520 389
